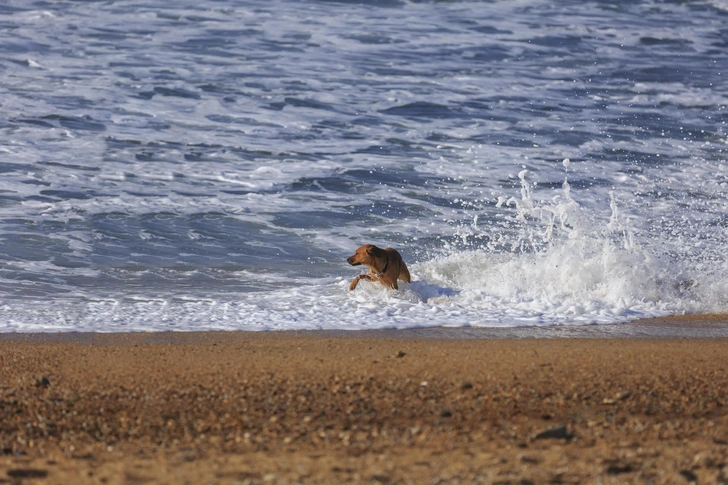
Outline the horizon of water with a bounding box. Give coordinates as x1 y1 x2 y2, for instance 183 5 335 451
0 0 727 332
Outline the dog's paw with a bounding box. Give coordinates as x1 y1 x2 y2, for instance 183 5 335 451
349 276 361 291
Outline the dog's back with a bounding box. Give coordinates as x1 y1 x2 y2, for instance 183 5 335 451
385 247 410 284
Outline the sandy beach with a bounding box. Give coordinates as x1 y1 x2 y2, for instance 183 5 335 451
2 317 728 484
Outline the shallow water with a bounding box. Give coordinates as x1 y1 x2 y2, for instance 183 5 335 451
0 0 727 331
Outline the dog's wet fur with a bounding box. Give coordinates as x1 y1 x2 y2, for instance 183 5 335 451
347 244 411 290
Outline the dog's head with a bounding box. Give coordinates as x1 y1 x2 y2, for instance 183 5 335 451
347 244 386 267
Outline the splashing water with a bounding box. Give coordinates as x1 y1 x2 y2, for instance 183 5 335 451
417 167 725 325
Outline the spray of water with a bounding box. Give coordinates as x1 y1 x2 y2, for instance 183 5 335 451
414 163 727 321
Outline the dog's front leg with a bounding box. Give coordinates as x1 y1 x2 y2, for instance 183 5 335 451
349 274 373 291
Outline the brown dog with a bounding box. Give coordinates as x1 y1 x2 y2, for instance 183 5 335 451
347 244 411 290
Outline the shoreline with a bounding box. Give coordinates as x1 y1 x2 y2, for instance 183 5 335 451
1 313 728 342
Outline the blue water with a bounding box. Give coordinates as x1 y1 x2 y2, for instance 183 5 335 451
0 0 727 331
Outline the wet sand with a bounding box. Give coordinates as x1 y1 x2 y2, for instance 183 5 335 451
1 316 728 484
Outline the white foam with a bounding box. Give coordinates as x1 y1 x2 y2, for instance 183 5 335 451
3 171 725 332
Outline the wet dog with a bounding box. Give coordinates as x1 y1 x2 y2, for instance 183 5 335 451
347 244 411 290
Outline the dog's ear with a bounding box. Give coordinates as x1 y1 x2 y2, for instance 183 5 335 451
367 245 385 258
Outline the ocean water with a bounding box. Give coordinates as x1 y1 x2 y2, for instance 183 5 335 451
0 0 727 332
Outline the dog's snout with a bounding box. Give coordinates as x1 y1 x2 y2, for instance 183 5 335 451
347 255 359 265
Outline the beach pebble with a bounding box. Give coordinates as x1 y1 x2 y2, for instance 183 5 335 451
534 425 573 441
34 376 50 388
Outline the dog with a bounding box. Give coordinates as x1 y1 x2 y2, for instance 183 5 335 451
347 244 411 290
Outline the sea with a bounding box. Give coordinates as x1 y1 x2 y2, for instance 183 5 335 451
0 0 727 332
